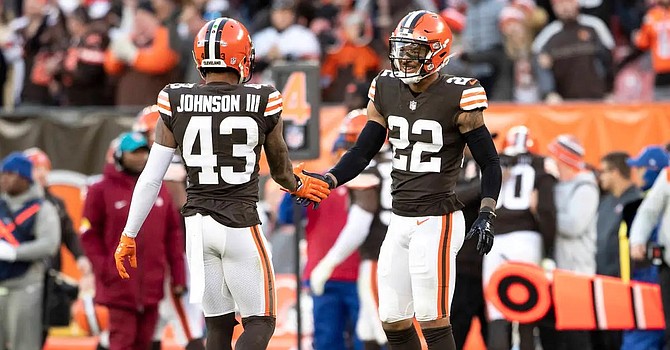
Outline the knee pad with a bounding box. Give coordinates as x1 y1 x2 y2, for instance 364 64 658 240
241 316 276 346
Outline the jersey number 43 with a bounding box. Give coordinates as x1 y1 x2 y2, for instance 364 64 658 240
182 116 258 185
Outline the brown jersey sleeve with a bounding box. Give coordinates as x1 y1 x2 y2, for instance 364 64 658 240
368 70 391 116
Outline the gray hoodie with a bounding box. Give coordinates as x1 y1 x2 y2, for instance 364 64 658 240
0 184 61 289
630 169 670 265
554 171 599 274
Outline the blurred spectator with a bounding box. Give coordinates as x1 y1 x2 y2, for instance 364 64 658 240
356 0 438 36
630 146 670 192
104 1 180 105
578 0 613 26
80 132 186 350
629 154 670 348
252 0 320 75
0 4 22 110
321 11 380 102
596 152 641 278
594 152 641 350
499 0 548 103
23 147 93 345
615 0 648 41
18 0 69 106
57 6 112 105
532 0 615 103
461 0 514 101
177 4 206 83
440 7 470 77
633 0 670 100
151 0 192 82
0 152 61 350
622 146 668 350
546 134 598 349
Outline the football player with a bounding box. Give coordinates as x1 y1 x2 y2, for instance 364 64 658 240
302 10 502 350
483 125 558 350
112 18 331 350
310 109 392 350
133 106 206 350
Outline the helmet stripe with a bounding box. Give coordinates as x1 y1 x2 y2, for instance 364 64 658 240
399 10 427 34
213 18 228 62
207 18 224 60
203 20 215 60
407 10 427 31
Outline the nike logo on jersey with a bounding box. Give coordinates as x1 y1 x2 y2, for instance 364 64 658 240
416 218 429 226
114 200 128 209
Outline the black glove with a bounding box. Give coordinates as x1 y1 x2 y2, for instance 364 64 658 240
466 209 495 255
292 171 336 209
301 170 336 189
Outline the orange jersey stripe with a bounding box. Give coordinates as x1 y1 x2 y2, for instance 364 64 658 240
461 91 486 99
157 101 171 111
460 99 488 108
251 226 275 316
265 103 283 114
437 214 453 318
371 261 379 308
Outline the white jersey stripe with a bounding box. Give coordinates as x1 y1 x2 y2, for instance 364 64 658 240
460 95 488 104
461 102 488 111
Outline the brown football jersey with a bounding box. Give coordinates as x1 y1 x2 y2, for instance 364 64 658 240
157 82 282 228
495 153 558 236
368 70 489 217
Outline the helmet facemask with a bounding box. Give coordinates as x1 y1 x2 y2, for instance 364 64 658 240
389 37 450 85
390 38 432 84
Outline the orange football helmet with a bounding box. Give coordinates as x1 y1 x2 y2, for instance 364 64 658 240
332 109 367 157
192 17 255 83
133 105 161 144
389 11 453 84
503 125 538 156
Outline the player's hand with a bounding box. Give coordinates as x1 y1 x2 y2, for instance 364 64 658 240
466 210 495 255
310 257 337 296
114 234 137 279
172 285 187 297
282 163 331 207
76 256 93 275
301 170 336 189
293 170 337 209
631 244 647 261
